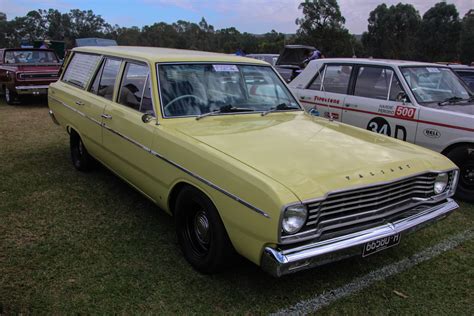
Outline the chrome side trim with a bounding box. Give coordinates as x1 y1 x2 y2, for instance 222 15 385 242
49 95 270 218
262 199 458 277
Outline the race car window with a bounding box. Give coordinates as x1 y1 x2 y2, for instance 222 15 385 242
307 65 325 91
321 65 352 94
388 75 406 101
354 66 394 100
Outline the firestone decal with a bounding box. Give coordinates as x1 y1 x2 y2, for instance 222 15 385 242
314 95 341 105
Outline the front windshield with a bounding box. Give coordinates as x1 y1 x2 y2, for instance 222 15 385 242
158 63 300 118
400 66 471 104
4 50 59 64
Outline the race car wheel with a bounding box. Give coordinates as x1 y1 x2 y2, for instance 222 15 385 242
175 186 234 274
446 145 474 202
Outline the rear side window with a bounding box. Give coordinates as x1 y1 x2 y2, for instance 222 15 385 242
62 53 101 89
322 65 352 94
118 62 153 114
89 58 121 101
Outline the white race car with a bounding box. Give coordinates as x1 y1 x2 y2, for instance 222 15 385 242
289 58 474 202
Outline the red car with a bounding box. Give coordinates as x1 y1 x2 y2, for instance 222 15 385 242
0 48 61 104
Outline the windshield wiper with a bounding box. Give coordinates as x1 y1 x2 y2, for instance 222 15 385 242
261 103 300 116
438 96 465 106
196 105 254 120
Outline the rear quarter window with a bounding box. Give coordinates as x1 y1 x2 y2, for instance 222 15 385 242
62 53 101 89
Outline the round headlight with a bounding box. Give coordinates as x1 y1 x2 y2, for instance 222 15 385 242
434 173 449 194
282 204 308 234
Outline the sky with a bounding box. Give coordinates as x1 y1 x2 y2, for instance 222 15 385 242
1 0 473 34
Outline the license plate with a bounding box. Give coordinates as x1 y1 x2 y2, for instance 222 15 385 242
362 233 401 257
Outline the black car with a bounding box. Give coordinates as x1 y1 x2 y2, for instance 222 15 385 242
274 45 316 82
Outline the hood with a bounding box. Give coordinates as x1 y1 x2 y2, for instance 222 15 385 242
424 103 474 115
276 46 315 67
173 113 452 201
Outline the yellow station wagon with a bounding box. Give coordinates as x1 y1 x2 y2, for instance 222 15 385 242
48 46 460 277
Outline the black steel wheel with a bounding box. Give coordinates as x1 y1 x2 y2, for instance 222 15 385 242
446 145 474 202
5 87 19 105
70 131 94 172
175 186 234 274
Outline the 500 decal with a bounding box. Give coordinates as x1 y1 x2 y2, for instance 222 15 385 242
395 106 416 119
367 117 407 141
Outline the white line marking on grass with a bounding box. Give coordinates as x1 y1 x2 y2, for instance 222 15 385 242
271 229 473 316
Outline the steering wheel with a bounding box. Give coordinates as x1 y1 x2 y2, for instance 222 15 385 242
164 95 205 115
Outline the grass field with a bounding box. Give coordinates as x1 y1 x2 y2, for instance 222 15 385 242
0 98 473 314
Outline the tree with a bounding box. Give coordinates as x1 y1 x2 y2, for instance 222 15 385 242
460 10 474 65
418 2 461 62
295 0 356 57
362 3 421 59
0 12 8 47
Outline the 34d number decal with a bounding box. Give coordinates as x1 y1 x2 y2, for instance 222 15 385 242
367 117 391 136
395 106 416 119
367 117 407 141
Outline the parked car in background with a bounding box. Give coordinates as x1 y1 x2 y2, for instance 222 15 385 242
246 54 279 66
290 58 473 202
48 47 459 276
0 48 61 104
275 45 316 82
447 64 474 92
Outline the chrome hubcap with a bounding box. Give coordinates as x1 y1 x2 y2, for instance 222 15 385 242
194 211 210 245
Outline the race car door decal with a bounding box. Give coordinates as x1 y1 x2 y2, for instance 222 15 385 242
342 66 418 142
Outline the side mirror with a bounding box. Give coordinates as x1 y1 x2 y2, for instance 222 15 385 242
141 113 154 123
396 91 410 105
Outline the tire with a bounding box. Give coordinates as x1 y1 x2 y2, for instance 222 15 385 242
446 145 474 202
70 131 95 172
174 186 234 274
5 87 19 105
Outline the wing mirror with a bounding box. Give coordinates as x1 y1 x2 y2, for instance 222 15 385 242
396 92 410 105
141 113 154 123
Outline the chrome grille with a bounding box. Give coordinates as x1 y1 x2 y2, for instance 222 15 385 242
302 172 455 241
19 73 58 80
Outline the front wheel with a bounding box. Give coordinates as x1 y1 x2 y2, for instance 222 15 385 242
446 145 474 202
175 186 234 274
5 87 19 105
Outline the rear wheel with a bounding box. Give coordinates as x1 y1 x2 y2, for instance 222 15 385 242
70 131 95 172
446 145 474 202
175 186 234 274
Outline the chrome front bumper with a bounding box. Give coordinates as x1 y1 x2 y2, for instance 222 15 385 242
261 199 458 277
15 85 50 95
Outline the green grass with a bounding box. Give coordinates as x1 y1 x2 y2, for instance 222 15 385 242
0 98 473 314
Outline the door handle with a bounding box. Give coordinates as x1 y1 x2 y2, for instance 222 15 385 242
75 100 84 106
101 114 112 119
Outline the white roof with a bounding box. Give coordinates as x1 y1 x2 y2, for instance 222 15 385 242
312 58 448 68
